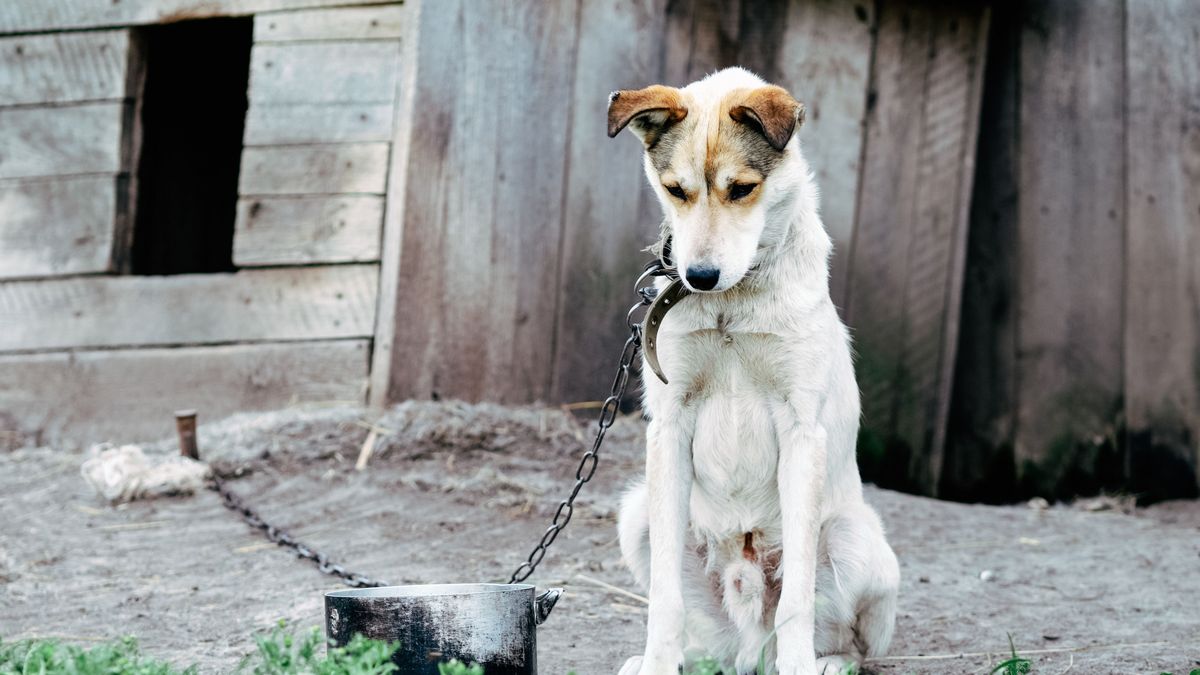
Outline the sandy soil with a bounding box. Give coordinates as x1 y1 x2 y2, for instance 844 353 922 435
1 402 1197 674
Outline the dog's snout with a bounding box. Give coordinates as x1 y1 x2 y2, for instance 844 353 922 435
685 266 721 291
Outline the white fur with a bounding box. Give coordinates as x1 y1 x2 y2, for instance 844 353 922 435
617 68 900 675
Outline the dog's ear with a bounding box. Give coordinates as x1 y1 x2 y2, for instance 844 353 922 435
607 85 687 143
728 85 805 151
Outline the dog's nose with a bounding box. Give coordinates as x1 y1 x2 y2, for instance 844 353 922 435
685 266 720 291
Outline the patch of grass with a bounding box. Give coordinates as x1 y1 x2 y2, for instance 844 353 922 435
989 633 1031 675
239 621 398 675
435 660 482 675
0 636 195 675
0 623 399 675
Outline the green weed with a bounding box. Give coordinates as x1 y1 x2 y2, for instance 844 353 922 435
0 636 195 675
989 633 1031 675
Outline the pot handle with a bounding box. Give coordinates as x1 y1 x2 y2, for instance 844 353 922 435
534 588 563 626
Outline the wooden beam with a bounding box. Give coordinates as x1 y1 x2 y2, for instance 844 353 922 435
0 102 126 179
381 0 579 403
1012 0 1126 496
367 0 422 407
248 41 401 105
253 4 407 42
0 175 118 279
0 30 129 106
243 102 395 145
0 340 369 445
846 1 989 495
233 195 383 265
0 264 378 352
238 143 390 195
549 0 668 404
1125 0 1200 499
0 0 403 34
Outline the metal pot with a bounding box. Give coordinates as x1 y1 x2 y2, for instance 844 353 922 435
325 583 562 674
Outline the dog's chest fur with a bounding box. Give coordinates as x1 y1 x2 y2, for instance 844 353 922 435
647 284 829 543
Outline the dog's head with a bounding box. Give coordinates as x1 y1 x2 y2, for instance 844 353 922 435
608 68 806 293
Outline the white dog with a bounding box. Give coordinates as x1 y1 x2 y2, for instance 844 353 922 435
608 68 899 675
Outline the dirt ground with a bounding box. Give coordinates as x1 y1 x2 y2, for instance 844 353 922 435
1 402 1197 674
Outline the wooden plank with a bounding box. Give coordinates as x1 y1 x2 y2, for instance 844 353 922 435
773 0 874 308
0 0 402 34
386 1 579 403
248 41 400 105
254 4 406 42
233 195 383 265
0 340 369 444
1125 0 1200 499
0 264 378 352
0 175 117 279
845 1 989 494
0 103 125 179
1013 0 1125 497
942 2 1021 503
243 102 394 145
550 0 668 404
238 143 389 195
0 30 129 106
367 0 421 407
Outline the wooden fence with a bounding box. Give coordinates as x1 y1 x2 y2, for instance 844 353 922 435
372 0 991 502
944 0 1200 502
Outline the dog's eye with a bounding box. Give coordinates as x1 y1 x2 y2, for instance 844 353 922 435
728 183 758 201
665 184 687 200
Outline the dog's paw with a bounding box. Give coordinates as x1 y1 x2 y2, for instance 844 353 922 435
618 656 643 675
773 657 818 675
815 654 859 675
622 650 683 675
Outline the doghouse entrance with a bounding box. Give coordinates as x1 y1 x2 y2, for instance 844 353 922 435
130 18 252 275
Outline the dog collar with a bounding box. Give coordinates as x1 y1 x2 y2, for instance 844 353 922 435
642 277 691 385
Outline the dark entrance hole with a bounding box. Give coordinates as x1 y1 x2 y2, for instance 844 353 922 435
130 17 252 275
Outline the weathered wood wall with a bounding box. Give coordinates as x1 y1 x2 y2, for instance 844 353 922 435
945 0 1200 502
375 0 991 454
0 1 407 444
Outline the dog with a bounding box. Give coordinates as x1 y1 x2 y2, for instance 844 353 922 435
608 67 900 675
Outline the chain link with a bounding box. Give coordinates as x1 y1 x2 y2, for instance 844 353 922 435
209 475 389 588
508 256 674 584
208 252 676 589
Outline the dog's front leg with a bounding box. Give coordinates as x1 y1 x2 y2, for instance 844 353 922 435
770 396 827 675
639 414 693 674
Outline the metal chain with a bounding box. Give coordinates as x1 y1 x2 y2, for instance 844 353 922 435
508 256 674 583
209 475 389 588
208 252 676 589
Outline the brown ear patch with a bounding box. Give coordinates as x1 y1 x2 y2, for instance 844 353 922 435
607 85 687 140
728 85 805 151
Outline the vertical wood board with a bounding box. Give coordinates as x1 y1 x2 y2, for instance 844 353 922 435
550 0 669 404
1013 0 1126 491
846 1 989 493
389 0 579 403
1124 0 1200 497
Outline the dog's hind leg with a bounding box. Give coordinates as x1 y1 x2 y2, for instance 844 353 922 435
812 503 899 667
